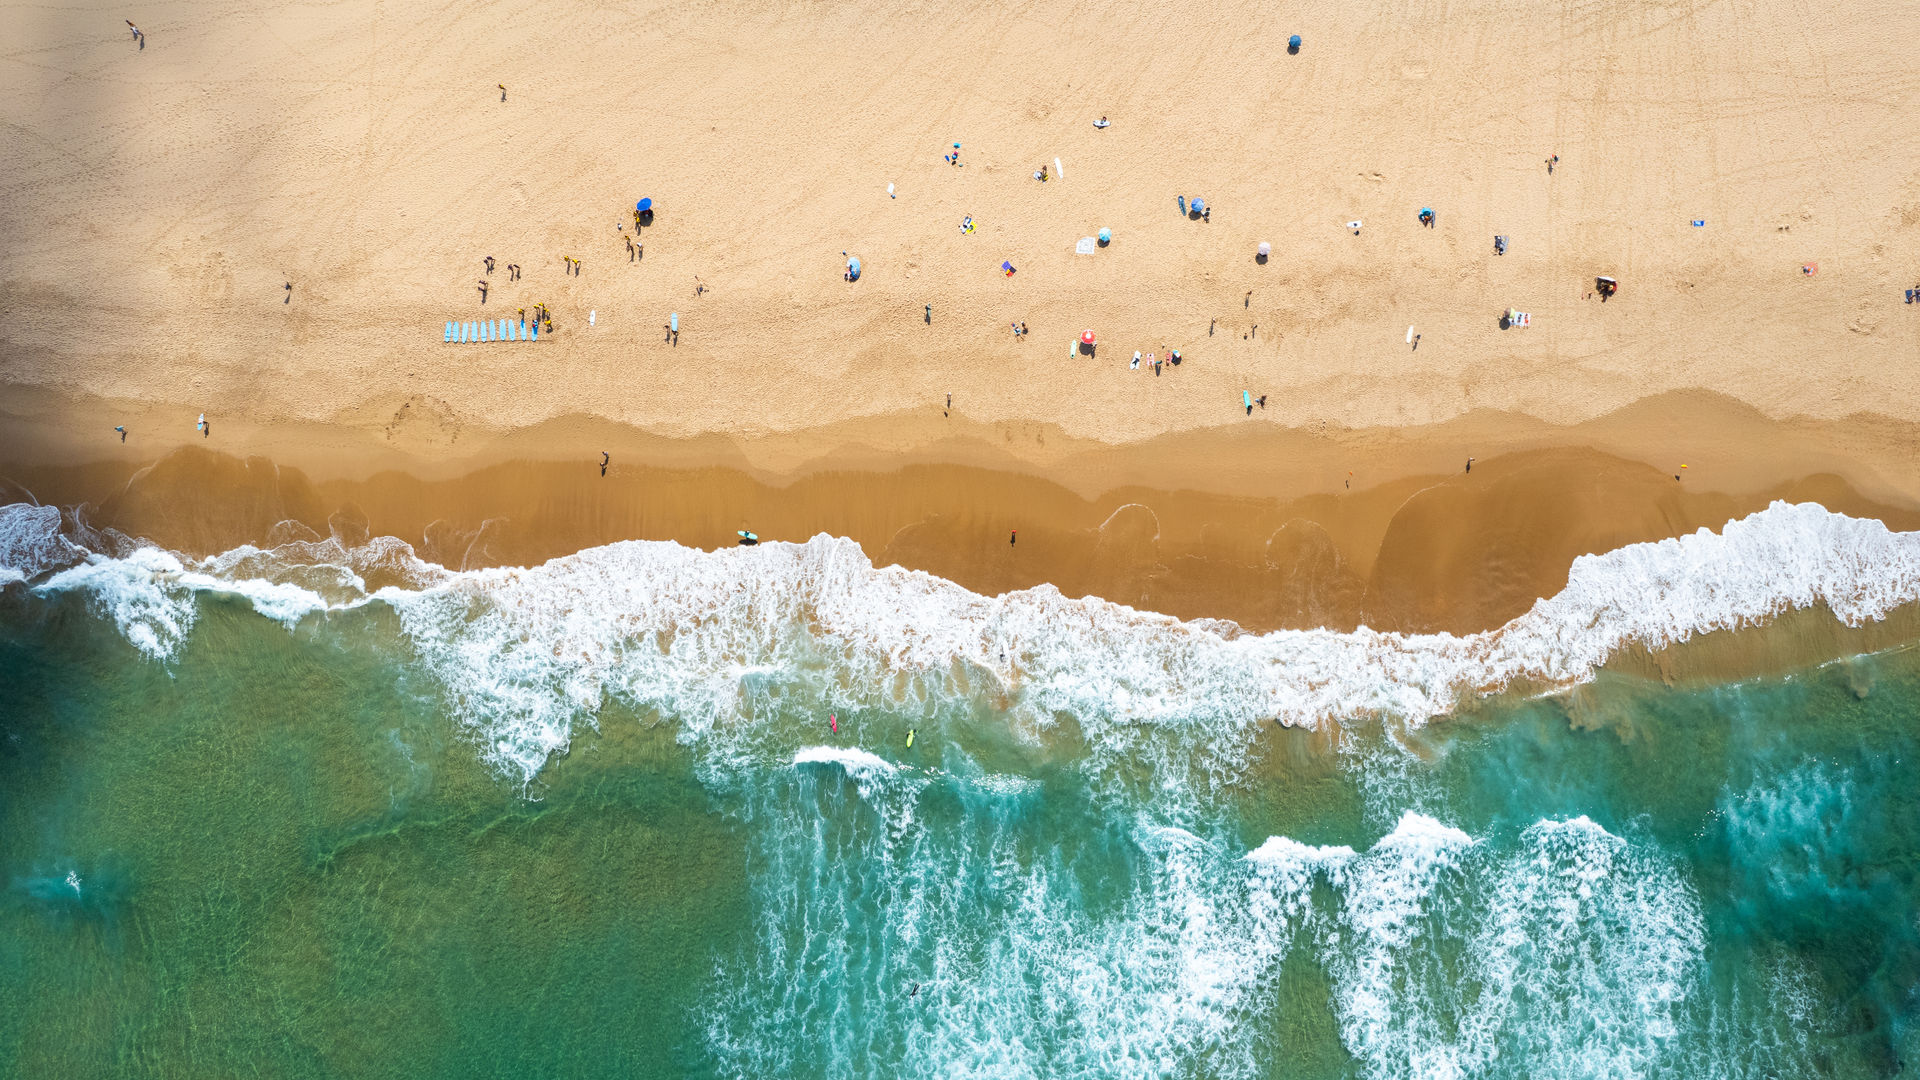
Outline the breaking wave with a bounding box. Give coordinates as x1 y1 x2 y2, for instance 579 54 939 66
5 500 1919 786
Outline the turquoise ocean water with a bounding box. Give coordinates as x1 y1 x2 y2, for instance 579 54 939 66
2 499 1918 1078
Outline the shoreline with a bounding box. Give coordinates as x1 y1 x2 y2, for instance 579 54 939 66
5 389 1918 637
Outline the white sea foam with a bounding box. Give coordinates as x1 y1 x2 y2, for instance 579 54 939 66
712 746 1711 1080
11 500 1920 785
0 502 91 584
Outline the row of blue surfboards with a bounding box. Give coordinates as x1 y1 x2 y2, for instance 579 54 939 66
445 319 540 343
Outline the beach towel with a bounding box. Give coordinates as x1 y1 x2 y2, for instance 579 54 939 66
445 321 455 343
589 310 596 328
1054 157 1062 179
1075 237 1097 255
1513 312 1531 327
1132 351 1141 369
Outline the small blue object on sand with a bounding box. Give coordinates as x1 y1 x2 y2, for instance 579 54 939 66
530 321 539 341
1178 196 1187 215
1692 220 1706 227
445 321 455 342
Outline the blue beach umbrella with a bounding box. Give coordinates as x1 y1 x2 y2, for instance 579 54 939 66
636 198 652 213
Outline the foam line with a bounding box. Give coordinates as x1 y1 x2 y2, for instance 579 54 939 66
5 501 1918 785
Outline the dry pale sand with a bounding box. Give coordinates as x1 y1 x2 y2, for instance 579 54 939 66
2 0 1918 459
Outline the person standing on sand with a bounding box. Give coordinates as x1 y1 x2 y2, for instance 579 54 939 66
115 425 126 442
484 256 495 275
1010 530 1016 547
284 281 292 303
1466 457 1474 473
600 451 609 477
1257 395 1267 410
477 280 488 302
626 236 635 261
498 83 507 102
1546 154 1558 175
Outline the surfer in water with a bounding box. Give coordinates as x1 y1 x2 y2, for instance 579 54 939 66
829 713 838 734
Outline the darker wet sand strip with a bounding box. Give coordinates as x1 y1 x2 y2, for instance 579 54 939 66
5 440 1916 638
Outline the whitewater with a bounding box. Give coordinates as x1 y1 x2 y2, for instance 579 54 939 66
5 499 1918 789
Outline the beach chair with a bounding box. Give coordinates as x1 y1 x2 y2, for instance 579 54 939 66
445 321 455 342
530 321 538 341
460 322 470 343
490 320 499 341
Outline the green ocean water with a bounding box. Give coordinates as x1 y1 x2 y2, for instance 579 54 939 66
3 586 1919 1078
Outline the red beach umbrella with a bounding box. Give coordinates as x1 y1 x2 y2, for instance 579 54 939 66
1080 330 1096 345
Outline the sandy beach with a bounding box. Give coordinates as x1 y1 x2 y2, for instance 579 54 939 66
4 0 1920 625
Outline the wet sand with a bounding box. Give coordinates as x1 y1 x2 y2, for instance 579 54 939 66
6 390 1918 637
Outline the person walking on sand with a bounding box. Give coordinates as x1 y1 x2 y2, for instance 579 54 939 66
478 280 488 302
1546 154 1558 175
498 83 507 101
115 425 126 442
484 255 495 275
1466 457 1474 474
283 281 292 303
1010 529 1017 547
600 451 609 477
1257 395 1267 410
626 235 635 261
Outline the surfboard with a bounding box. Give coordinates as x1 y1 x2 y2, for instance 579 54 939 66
906 729 915 748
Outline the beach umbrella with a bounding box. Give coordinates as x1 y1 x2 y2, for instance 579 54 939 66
1288 34 1302 50
1191 198 1205 215
1098 228 1112 244
1081 330 1096 345
636 198 652 213
1258 241 1271 258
